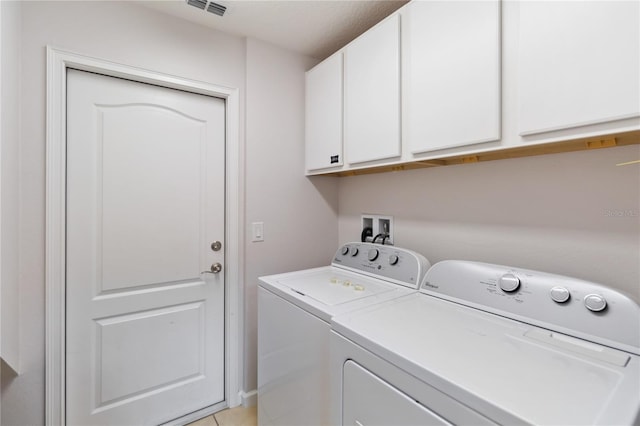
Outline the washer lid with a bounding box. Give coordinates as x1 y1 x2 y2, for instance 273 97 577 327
276 269 395 306
332 294 640 425
260 266 417 323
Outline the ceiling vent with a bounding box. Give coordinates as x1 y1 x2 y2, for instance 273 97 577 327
207 2 227 16
186 0 226 16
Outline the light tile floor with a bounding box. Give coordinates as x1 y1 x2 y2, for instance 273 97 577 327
187 405 257 426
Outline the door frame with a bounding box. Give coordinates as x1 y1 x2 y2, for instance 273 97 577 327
45 46 243 426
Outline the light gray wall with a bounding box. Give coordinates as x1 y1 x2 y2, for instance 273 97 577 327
0 2 339 424
1 0 21 373
338 145 640 302
244 38 338 394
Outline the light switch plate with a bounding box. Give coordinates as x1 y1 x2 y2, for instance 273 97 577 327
252 222 264 242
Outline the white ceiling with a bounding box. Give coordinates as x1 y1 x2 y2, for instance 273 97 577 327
137 0 409 60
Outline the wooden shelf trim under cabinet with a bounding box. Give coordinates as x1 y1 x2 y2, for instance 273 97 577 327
327 130 640 177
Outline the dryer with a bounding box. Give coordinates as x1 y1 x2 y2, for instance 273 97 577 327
331 260 640 425
257 242 430 426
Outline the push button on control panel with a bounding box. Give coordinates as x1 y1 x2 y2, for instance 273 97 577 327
584 294 607 312
550 286 571 303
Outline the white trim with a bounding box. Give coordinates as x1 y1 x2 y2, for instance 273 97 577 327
45 46 243 425
0 3 3 396
239 389 258 408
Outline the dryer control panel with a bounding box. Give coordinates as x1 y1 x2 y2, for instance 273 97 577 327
332 242 430 290
421 260 640 355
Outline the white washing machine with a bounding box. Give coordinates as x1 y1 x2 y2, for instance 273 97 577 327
257 242 430 426
331 260 640 425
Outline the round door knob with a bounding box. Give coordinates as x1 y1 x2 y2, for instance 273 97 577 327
341 246 350 256
499 273 520 292
367 248 379 261
584 294 607 312
550 286 570 303
389 254 399 265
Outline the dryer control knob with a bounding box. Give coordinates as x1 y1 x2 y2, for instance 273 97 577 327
584 294 607 312
389 255 399 265
550 286 570 303
341 246 349 256
351 248 359 256
499 273 520 292
367 248 379 262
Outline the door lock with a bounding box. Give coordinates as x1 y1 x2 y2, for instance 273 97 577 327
211 241 222 251
202 263 222 274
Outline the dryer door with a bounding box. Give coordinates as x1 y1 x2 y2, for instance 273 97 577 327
343 360 451 426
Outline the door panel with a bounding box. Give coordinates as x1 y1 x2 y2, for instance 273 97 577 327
404 0 501 153
518 1 640 134
66 69 225 425
305 52 343 171
99 105 205 292
344 15 401 164
96 302 204 406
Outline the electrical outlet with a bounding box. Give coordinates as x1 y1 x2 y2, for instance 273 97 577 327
361 214 394 245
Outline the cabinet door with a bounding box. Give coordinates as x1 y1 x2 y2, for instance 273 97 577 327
404 1 501 154
305 53 343 172
518 1 640 135
345 15 401 165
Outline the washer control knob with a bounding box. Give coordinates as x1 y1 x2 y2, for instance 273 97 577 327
351 248 359 256
367 248 379 262
389 254 399 265
584 294 607 312
550 286 570 303
341 246 349 256
498 273 520 292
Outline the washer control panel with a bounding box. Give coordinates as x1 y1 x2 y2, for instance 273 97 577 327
332 242 431 289
421 260 640 355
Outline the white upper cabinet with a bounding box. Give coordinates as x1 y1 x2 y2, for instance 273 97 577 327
304 0 638 176
518 1 640 135
305 52 343 172
344 14 401 165
404 0 501 154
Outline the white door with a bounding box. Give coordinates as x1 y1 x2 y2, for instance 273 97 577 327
66 69 226 425
518 1 640 135
305 52 343 172
403 0 500 153
344 14 401 165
